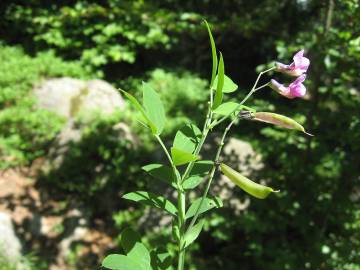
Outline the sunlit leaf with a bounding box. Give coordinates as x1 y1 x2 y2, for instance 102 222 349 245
170 147 199 166
119 89 156 132
120 228 151 270
173 130 195 154
212 53 224 109
142 163 176 187
142 82 166 135
185 196 223 218
212 102 242 116
212 74 238 93
102 254 142 270
204 20 218 88
123 191 177 216
182 160 213 189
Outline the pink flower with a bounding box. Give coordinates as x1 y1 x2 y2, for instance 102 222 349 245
275 50 310 76
269 75 307 99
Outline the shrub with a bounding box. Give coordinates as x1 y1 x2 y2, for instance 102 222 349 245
0 45 91 168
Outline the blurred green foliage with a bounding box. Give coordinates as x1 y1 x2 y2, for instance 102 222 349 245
0 0 359 269
0 45 91 168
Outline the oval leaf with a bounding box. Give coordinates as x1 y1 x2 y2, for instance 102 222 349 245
102 254 142 270
142 163 176 187
171 147 199 166
220 163 279 199
142 82 166 135
253 112 313 136
182 160 213 190
120 228 151 270
173 129 196 154
213 102 242 116
184 219 205 248
186 196 223 218
123 191 177 216
212 74 238 93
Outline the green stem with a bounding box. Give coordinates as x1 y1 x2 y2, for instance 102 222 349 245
254 82 270 92
186 120 235 233
181 103 213 183
155 135 185 270
185 67 275 233
177 191 186 270
210 66 275 128
176 88 214 270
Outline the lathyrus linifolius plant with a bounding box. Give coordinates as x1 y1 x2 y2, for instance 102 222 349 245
102 21 313 270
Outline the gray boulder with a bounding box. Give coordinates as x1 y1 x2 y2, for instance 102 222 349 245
33 77 125 119
33 77 133 170
0 212 29 270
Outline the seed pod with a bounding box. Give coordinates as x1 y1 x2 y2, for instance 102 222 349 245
220 163 279 199
253 112 313 136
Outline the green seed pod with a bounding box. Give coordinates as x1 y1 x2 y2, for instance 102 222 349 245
220 163 279 199
253 112 313 136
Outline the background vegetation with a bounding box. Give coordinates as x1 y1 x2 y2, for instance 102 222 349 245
0 0 359 269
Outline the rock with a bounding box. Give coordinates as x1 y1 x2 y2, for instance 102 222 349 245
0 212 29 270
33 77 136 171
33 78 125 119
222 137 263 175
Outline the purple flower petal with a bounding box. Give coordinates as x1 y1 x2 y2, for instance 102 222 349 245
275 49 310 76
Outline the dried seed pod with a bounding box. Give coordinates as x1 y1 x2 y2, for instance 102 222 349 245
220 163 279 199
253 112 313 136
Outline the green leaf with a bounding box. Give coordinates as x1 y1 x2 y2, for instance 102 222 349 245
212 75 238 93
182 160 213 190
173 130 196 154
212 53 224 109
173 124 202 154
184 219 205 248
123 191 177 216
150 247 173 270
120 228 151 270
213 102 242 116
120 228 141 252
142 163 176 187
142 82 166 135
102 254 142 270
204 20 218 88
170 147 199 166
185 196 223 219
119 89 156 132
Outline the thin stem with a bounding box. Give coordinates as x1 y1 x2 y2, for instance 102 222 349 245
181 104 213 183
185 67 275 234
210 66 275 128
254 82 270 92
155 135 185 270
155 135 175 171
186 120 235 233
176 86 215 270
